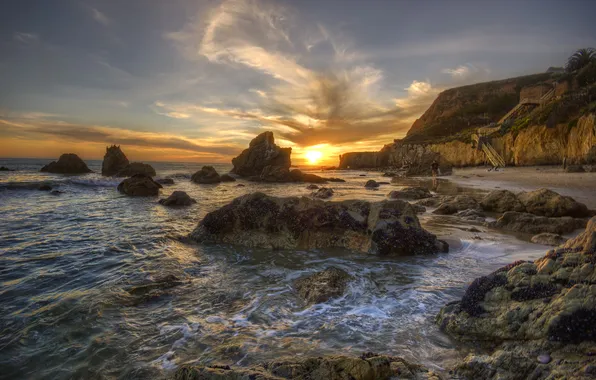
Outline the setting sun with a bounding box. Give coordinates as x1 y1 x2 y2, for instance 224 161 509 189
305 150 323 164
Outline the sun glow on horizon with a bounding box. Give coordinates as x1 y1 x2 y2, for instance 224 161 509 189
304 150 323 164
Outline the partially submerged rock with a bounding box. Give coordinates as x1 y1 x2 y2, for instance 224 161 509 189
489 211 587 235
189 192 447 255
294 267 351 305
531 233 568 246
117 174 162 196
115 162 156 177
306 184 319 190
517 188 590 218
0 166 14 171
388 187 432 200
231 131 291 177
433 196 480 215
171 354 441 380
191 166 221 184
312 187 334 199
156 178 175 185
480 190 526 213
289 169 327 183
40 153 92 174
364 180 380 188
220 174 236 182
159 191 196 206
101 145 129 176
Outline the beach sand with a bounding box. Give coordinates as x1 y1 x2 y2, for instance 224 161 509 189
447 165 596 209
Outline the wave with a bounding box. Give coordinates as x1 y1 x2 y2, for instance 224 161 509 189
0 178 121 191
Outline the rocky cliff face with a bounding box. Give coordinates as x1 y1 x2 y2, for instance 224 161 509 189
231 131 291 177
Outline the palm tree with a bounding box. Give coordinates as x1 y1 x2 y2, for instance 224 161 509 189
566 48 596 72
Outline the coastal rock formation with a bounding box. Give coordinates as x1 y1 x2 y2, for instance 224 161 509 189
114 162 156 177
433 196 480 215
220 174 236 182
480 190 526 213
364 180 380 188
40 153 92 174
289 169 327 183
388 187 432 200
294 267 351 305
101 145 129 176
437 217 596 379
517 188 590 218
172 354 441 380
189 192 447 255
312 187 334 199
490 211 587 235
117 174 162 196
531 232 568 246
231 131 291 177
159 191 196 206
191 166 221 184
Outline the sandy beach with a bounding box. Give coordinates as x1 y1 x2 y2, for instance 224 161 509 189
447 165 596 209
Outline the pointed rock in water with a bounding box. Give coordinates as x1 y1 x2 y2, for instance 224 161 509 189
189 192 447 255
294 267 351 305
117 174 162 196
102 145 129 176
159 191 196 206
312 187 334 199
231 131 291 177
40 153 92 174
191 166 221 184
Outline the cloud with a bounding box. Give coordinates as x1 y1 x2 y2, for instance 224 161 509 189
165 0 439 149
441 63 491 80
13 32 39 44
91 8 110 26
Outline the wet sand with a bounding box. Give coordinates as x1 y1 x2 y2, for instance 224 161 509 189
447 165 596 209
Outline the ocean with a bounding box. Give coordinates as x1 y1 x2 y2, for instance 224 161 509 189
0 158 547 379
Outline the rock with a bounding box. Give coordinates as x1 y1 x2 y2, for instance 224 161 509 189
537 354 551 364
191 166 221 184
388 187 432 200
490 212 587 235
259 165 291 182
480 190 526 213
517 188 590 217
433 196 480 215
359 174 366 176
0 166 14 171
40 153 92 174
220 174 236 182
115 162 156 177
313 187 334 199
306 184 319 190
159 191 196 206
294 267 351 304
236 184 245 187
364 180 380 188
289 169 327 183
531 233 568 246
327 177 346 183
171 354 439 380
456 209 486 222
124 274 185 306
415 197 444 208
50 190 63 196
101 145 129 176
189 192 447 255
117 174 162 196
38 184 52 191
565 165 585 173
411 204 426 214
156 178 175 185
231 131 291 177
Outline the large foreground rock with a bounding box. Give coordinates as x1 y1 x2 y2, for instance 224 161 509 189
117 174 162 196
480 190 526 213
159 191 196 206
294 267 351 305
189 192 447 255
489 211 587 235
437 217 596 379
191 166 221 184
40 153 92 174
517 188 590 217
172 354 441 380
231 131 291 177
101 145 129 176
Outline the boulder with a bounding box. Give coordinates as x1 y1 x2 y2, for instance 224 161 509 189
312 187 334 199
289 169 327 183
327 177 346 183
0 166 14 171
531 233 568 246
171 354 439 380
415 197 444 208
159 191 196 206
220 174 236 182
260 165 292 182
101 145 129 176
565 165 585 173
189 192 447 255
411 204 427 214
490 211 587 235
480 190 526 213
388 187 432 200
156 178 175 185
115 162 156 177
231 131 291 177
117 174 162 196
517 188 590 217
191 166 221 184
364 180 380 188
456 209 486 222
294 267 351 304
40 153 92 174
306 184 319 190
433 196 480 215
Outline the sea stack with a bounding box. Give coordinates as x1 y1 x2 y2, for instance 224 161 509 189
231 131 291 177
101 145 156 177
40 153 92 174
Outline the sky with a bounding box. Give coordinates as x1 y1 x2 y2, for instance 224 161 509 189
1 0 595 165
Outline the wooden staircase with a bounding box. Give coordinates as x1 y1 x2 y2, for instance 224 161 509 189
472 134 506 168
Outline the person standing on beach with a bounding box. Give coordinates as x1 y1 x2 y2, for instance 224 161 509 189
431 160 439 190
